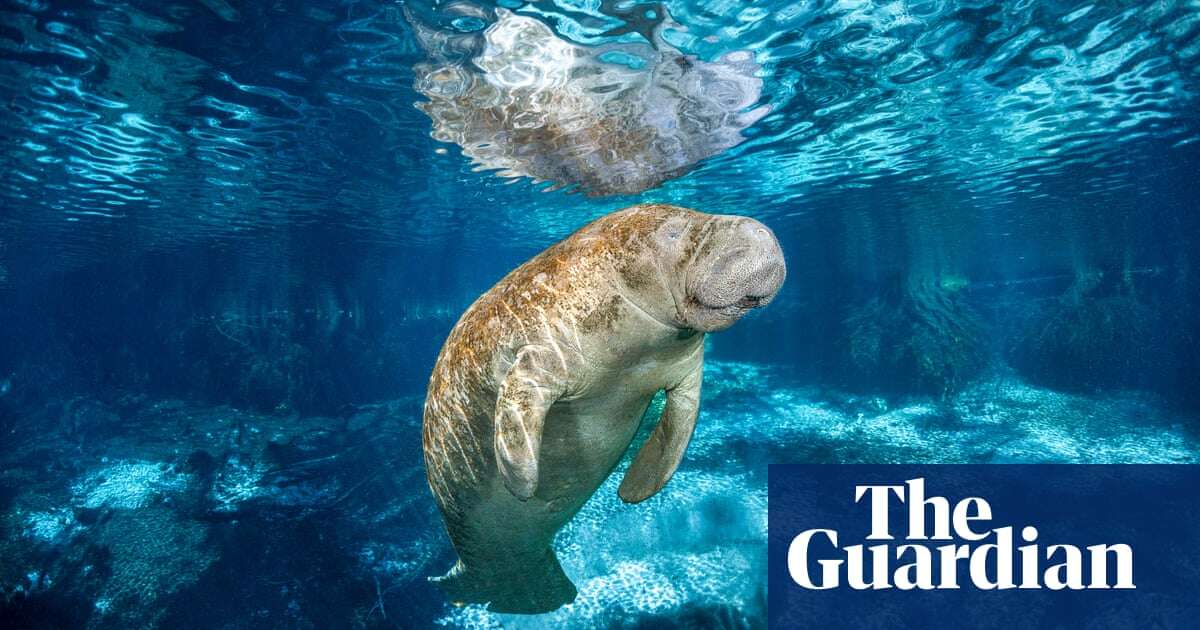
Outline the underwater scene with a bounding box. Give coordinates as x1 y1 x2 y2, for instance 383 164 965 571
1 0 1199 627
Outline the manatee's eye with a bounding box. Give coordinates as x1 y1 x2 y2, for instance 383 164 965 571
658 217 688 244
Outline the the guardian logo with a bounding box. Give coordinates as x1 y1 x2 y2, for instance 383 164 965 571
788 478 1135 591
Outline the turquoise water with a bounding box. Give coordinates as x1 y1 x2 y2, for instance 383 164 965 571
1 1 1199 627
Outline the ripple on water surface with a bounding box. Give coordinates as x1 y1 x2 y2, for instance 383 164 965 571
1 1 1198 267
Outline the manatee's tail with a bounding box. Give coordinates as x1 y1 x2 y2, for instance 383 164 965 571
430 548 578 614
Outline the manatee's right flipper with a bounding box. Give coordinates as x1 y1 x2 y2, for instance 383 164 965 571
494 344 568 501
430 548 578 614
619 355 703 503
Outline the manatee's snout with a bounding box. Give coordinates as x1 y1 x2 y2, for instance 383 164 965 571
685 217 786 332
729 219 786 306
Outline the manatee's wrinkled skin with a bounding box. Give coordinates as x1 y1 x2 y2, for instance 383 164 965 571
408 7 769 196
422 204 786 613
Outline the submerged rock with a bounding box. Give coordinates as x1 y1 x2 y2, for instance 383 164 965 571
410 8 768 195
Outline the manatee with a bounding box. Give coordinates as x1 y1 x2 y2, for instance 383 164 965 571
422 203 786 613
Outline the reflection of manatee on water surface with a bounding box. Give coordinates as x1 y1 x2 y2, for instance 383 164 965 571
422 204 786 613
408 7 769 196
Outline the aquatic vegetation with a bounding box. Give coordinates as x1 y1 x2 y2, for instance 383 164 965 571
1008 266 1168 394
170 314 338 415
842 276 988 398
410 7 767 195
1167 262 1200 411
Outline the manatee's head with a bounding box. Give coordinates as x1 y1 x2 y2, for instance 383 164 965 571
613 205 786 332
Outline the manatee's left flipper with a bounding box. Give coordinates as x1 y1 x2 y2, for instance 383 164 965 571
494 344 568 501
619 355 703 503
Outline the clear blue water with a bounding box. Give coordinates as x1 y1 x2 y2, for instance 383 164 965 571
1 1 1198 627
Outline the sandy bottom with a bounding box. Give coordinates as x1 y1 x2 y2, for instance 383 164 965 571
3 361 1196 628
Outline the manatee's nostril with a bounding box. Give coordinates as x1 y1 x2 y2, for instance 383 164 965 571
742 220 775 244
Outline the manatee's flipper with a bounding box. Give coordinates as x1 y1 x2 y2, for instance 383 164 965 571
619 357 703 503
430 548 578 614
494 344 568 500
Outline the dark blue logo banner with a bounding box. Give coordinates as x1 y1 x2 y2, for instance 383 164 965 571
767 465 1200 629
